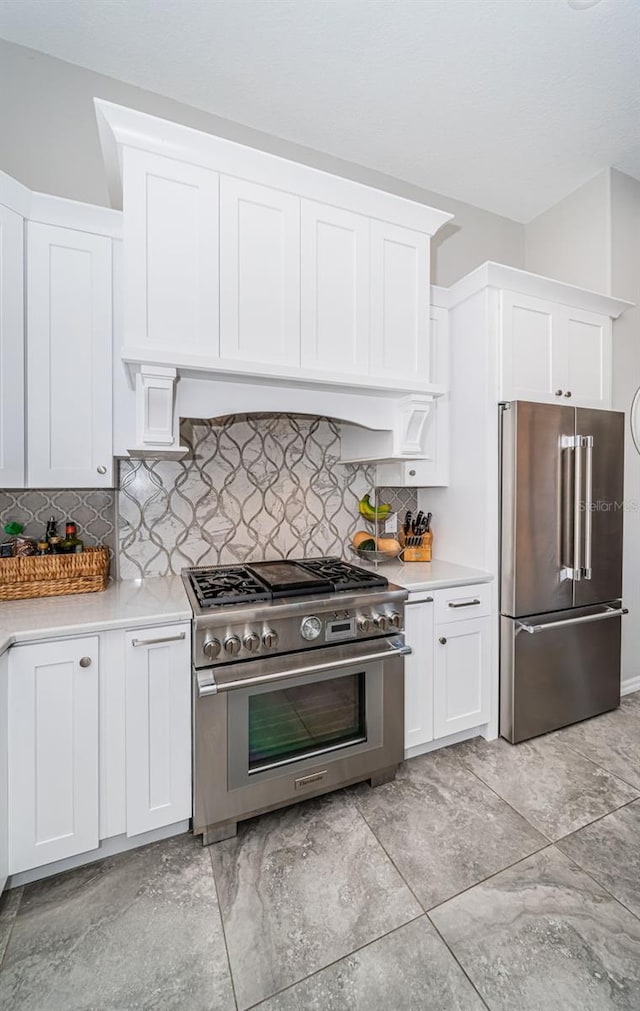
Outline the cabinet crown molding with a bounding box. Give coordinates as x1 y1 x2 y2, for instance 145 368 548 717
448 261 633 319
94 98 452 235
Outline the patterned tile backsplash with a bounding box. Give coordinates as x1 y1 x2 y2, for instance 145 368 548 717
0 489 116 556
117 414 417 580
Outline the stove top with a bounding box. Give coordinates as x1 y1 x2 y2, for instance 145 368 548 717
185 557 387 609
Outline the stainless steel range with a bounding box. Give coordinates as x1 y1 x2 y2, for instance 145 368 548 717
182 557 410 844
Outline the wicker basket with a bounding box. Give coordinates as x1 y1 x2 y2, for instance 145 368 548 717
0 546 110 601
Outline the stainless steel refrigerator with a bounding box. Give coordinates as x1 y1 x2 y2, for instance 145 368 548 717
500 400 626 743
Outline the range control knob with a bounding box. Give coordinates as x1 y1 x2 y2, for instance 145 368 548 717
389 611 402 629
243 631 260 653
301 615 322 641
203 636 221 659
224 635 242 656
263 628 279 650
374 614 389 632
358 615 372 633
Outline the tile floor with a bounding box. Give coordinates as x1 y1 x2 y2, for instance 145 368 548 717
1 692 639 1010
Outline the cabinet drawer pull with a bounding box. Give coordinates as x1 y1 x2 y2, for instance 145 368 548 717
439 637 447 645
79 656 92 668
448 598 481 609
406 596 434 605
555 389 563 397
131 632 186 647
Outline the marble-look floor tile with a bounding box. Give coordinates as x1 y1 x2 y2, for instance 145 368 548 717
431 846 640 1011
557 799 640 918
254 915 485 1011
355 747 546 909
209 791 422 1010
0 887 22 966
550 694 640 789
452 733 639 839
0 833 234 1011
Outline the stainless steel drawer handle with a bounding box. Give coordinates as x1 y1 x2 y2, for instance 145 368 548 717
517 606 628 635
448 599 481 608
406 596 434 605
197 642 412 697
131 632 186 647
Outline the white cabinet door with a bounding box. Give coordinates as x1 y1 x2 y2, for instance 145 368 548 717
0 653 7 894
563 307 611 409
370 221 430 382
500 291 563 404
27 222 113 487
404 595 434 751
0 205 25 488
125 624 191 837
220 176 300 367
123 147 219 356
433 617 491 738
8 637 99 874
301 200 369 375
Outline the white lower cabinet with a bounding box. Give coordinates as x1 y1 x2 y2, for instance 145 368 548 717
124 624 192 837
404 583 492 753
4 622 192 881
433 616 491 738
404 594 434 751
8 637 100 874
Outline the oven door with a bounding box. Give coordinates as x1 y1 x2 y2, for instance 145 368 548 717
194 636 409 832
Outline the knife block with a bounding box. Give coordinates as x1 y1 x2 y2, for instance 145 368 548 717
400 530 433 562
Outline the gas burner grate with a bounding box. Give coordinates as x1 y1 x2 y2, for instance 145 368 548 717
187 566 271 608
298 557 388 592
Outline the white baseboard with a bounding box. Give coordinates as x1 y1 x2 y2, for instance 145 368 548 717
7 820 190 889
621 676 640 697
405 725 485 760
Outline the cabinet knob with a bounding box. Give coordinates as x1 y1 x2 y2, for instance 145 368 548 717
438 637 447 645
564 391 572 398
409 469 416 477
79 656 92 667
555 390 563 397
97 465 107 475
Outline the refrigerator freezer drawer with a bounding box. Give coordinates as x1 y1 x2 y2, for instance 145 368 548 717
500 604 622 743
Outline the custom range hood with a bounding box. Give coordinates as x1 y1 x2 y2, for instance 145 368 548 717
96 100 452 462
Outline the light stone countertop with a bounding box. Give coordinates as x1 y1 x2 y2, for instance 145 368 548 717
0 560 493 658
0 575 191 656
361 558 494 593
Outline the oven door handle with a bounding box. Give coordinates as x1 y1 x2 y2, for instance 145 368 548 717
196 642 412 697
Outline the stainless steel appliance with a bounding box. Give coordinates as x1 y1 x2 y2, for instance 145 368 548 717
500 401 627 743
182 557 409 844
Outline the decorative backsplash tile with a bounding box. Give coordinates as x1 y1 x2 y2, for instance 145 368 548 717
117 414 392 580
0 489 116 556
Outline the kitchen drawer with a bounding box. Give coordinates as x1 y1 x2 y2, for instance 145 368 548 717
433 583 491 625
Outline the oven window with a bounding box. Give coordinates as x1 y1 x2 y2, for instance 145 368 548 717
248 672 366 772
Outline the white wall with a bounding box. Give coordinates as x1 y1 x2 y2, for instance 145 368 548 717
525 170 611 293
610 170 640 691
0 39 524 286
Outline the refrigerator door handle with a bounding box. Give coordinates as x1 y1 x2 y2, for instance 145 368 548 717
516 605 628 635
573 438 583 581
583 435 594 579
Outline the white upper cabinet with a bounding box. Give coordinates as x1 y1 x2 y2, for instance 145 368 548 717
301 201 370 376
370 221 430 382
95 100 452 397
123 148 219 356
500 288 612 409
220 177 300 366
27 222 114 487
563 306 611 409
0 203 25 488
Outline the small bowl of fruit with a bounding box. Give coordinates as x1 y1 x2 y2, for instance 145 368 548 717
350 494 402 563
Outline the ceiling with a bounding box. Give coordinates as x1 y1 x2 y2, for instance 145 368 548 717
1 0 638 222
